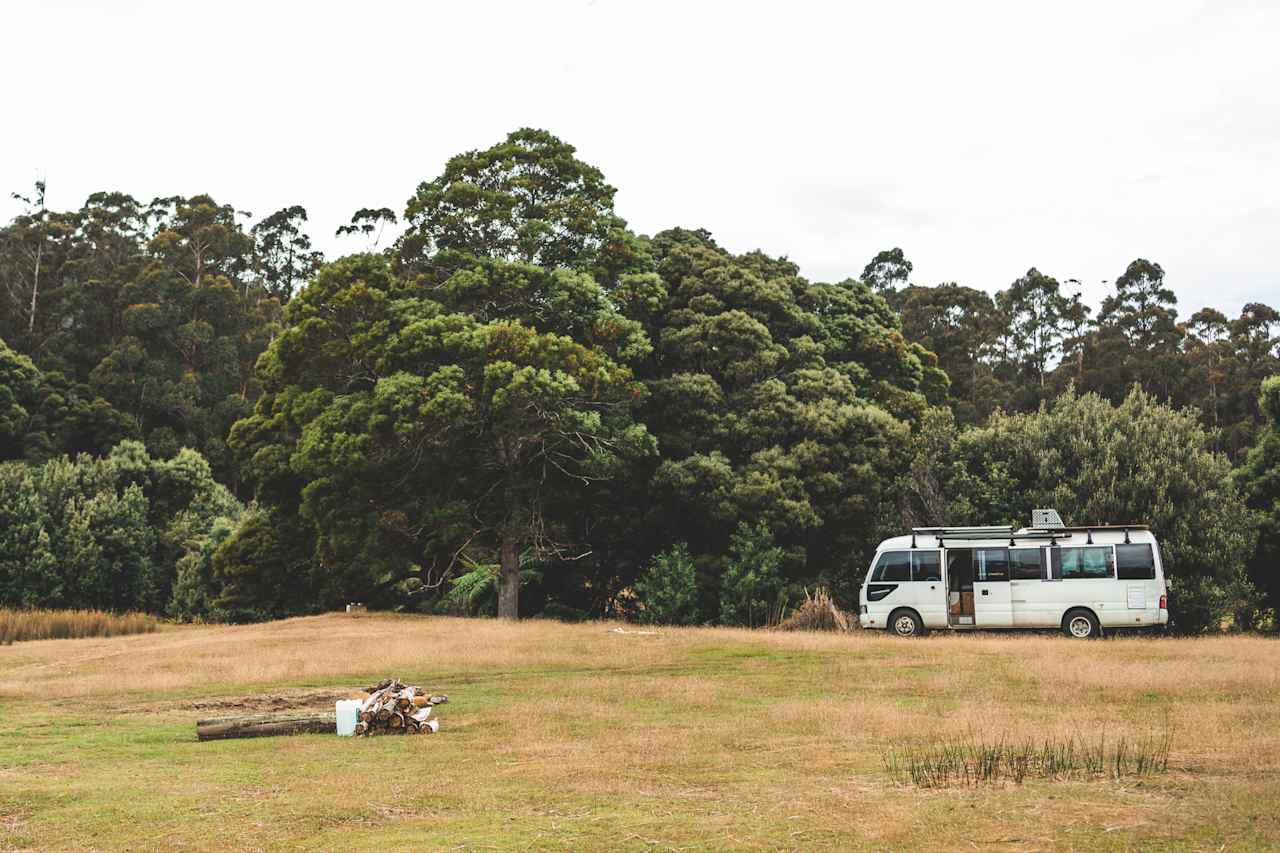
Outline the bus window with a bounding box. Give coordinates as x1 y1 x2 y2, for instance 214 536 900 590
1053 546 1114 579
1116 544 1156 580
1009 548 1043 580
912 550 942 581
975 548 1009 581
872 551 911 582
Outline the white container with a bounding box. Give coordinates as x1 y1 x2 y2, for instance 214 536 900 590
335 699 361 736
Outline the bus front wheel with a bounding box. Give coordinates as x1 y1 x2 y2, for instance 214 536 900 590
889 609 924 638
1062 608 1101 639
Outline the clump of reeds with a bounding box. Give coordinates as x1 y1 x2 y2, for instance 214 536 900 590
0 608 160 645
776 587 852 632
883 723 1172 787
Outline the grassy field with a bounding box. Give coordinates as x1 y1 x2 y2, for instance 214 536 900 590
1 615 1277 850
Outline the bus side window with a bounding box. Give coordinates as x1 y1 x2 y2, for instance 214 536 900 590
1116 544 1156 580
1056 546 1114 579
975 548 1009 581
872 551 911 582
1009 548 1043 580
912 550 941 581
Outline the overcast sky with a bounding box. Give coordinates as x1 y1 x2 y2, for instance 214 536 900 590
3 0 1278 315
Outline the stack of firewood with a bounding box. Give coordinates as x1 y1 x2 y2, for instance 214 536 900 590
352 678 448 736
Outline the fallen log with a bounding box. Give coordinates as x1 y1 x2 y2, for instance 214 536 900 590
196 713 335 741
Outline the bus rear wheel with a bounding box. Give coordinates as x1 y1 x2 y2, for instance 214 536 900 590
889 609 924 638
1062 608 1100 639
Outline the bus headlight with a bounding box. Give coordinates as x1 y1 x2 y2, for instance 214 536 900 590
860 605 868 614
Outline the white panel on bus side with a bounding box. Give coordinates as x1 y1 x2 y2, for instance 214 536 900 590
974 581 1013 627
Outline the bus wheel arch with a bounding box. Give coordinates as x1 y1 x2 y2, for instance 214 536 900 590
888 608 925 638
1062 607 1101 639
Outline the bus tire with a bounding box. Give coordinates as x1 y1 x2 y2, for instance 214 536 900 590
889 608 925 638
1062 608 1100 639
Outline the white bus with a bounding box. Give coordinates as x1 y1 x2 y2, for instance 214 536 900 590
858 511 1169 638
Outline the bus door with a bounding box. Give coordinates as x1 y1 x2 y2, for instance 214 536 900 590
909 549 947 629
973 547 1013 627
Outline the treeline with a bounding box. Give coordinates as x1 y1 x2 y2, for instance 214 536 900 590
878 251 1279 458
1 129 1278 631
0 189 316 482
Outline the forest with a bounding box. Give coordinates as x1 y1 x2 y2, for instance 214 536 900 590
1 129 1277 633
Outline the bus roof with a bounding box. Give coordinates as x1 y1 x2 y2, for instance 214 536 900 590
878 527 1158 551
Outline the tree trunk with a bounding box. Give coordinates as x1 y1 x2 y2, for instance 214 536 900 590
497 534 519 620
196 713 334 741
27 238 42 335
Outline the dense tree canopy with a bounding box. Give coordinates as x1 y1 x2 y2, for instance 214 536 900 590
619 230 941 611
0 190 323 485
227 253 654 619
1237 375 1280 624
399 128 620 272
0 441 241 615
884 248 1279 460
900 389 1257 632
2 129 1277 632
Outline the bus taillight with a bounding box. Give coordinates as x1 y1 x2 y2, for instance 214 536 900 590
1159 594 1167 610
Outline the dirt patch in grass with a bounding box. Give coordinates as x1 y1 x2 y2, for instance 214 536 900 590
113 687 348 715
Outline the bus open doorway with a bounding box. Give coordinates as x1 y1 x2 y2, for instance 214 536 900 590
948 548 975 626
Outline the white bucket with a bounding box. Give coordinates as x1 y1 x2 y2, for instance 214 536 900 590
335 699 361 736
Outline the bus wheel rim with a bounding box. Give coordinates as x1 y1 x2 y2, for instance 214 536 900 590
1069 616 1092 637
895 615 915 635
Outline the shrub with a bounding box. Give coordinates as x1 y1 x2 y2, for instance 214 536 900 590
634 543 700 625
720 522 785 628
0 441 244 616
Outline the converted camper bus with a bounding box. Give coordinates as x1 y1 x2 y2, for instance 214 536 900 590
858 510 1169 638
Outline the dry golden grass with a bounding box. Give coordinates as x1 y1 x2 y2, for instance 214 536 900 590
1 614 1278 850
0 607 160 645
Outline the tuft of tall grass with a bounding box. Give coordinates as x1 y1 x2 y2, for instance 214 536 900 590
883 722 1172 787
0 608 160 645
775 587 852 632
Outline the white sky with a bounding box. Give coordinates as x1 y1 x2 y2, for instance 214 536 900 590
3 0 1278 316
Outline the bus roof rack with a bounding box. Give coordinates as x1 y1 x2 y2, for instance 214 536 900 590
1023 524 1150 532
911 525 1068 543
910 525 1013 535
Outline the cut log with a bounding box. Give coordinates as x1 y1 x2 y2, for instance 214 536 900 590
196 713 334 741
